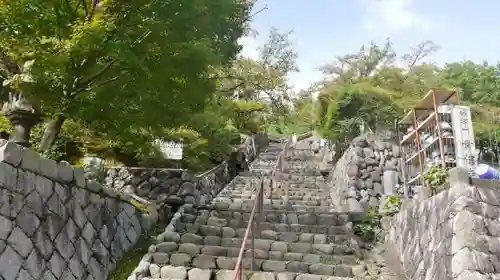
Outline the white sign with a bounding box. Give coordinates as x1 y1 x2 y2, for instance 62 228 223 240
154 139 183 160
451 106 477 176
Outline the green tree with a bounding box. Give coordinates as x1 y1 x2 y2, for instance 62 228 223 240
314 40 443 156
314 38 500 162
440 61 500 160
440 61 500 106
0 0 253 152
141 27 299 169
217 27 299 134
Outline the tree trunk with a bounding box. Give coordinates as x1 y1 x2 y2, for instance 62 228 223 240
39 114 66 152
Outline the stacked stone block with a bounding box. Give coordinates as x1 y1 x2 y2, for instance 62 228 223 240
385 168 500 280
105 163 230 207
102 133 268 206
329 134 402 212
0 141 154 280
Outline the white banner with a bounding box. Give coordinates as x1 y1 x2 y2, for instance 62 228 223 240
451 106 477 176
154 139 183 160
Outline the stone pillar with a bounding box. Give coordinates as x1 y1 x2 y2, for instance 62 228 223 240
2 92 43 147
382 170 398 195
4 109 42 147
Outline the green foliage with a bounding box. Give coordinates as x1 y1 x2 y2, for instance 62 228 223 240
313 39 500 162
29 121 84 163
353 209 382 242
316 82 401 157
423 165 448 189
353 197 402 243
128 199 149 213
440 61 500 106
266 92 315 136
218 28 299 136
0 0 254 163
0 114 11 135
381 195 402 217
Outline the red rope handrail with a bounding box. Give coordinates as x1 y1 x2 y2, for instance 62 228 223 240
231 137 293 280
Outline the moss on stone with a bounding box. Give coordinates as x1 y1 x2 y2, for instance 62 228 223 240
129 198 149 213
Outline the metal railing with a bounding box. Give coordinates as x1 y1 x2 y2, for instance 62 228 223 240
231 137 293 280
231 175 264 280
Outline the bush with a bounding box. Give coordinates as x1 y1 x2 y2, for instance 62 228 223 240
30 120 85 164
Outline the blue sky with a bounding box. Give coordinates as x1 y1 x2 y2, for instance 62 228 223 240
239 0 500 91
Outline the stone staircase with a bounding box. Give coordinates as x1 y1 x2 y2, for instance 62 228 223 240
136 142 369 280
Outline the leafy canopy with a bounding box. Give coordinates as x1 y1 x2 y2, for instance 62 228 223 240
0 0 253 152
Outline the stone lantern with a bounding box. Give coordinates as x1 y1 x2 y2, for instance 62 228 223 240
2 92 43 147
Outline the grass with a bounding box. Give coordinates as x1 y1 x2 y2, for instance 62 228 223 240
107 224 164 280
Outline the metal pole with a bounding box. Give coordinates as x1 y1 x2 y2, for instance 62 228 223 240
260 178 265 236
250 220 255 271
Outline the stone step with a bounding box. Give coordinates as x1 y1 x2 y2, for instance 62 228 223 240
275 178 326 183
150 241 359 264
217 189 331 197
215 195 331 202
224 185 328 193
211 204 336 213
144 253 357 277
225 183 328 189
217 194 331 201
170 225 353 244
282 172 323 176
220 185 325 192
285 166 322 170
234 222 351 235
163 222 350 238
281 171 323 175
212 198 332 208
249 170 273 175
220 185 331 193
142 269 356 280
183 210 349 227
146 253 355 277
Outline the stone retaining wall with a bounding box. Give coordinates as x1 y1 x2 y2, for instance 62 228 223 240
329 134 403 212
385 168 500 280
104 163 230 207
101 133 268 207
0 141 156 280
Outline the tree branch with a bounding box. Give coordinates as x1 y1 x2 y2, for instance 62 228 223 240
0 48 20 75
248 5 267 19
72 75 120 96
53 4 63 39
82 60 116 85
88 0 100 21
70 60 116 96
81 0 89 18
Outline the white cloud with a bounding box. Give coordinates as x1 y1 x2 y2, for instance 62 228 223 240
360 0 430 34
